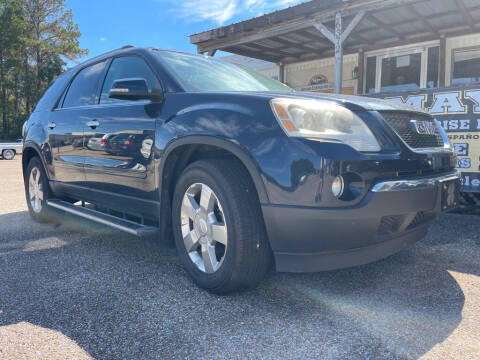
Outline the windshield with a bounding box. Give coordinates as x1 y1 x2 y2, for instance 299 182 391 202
156 51 292 92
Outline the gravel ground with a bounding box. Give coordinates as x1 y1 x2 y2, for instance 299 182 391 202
0 158 479 360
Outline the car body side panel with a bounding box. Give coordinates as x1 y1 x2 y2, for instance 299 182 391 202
154 93 281 202
46 106 88 185
83 102 158 200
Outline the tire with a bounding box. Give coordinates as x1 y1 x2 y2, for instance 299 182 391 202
2 149 15 160
25 157 52 222
172 158 271 294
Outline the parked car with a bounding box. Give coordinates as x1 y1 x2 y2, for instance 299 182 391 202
1 138 23 160
104 133 146 156
22 47 460 293
86 133 106 151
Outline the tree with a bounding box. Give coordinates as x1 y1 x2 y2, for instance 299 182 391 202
0 0 87 138
0 0 24 134
23 0 87 110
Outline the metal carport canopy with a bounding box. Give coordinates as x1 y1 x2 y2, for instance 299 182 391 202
189 0 480 93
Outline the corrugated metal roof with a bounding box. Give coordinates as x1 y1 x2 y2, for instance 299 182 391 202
190 0 346 39
220 55 275 70
190 0 480 65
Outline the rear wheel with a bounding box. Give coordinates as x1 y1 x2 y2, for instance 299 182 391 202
2 149 15 160
172 158 271 294
25 157 52 222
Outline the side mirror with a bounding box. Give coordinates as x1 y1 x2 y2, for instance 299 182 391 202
108 78 163 102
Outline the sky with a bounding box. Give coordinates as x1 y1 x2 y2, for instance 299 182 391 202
65 0 304 63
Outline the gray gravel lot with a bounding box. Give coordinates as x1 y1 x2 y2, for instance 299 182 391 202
0 158 479 360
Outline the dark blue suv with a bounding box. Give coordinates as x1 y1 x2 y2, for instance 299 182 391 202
22 46 460 293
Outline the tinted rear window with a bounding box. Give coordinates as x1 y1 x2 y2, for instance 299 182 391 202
63 61 107 108
33 72 72 112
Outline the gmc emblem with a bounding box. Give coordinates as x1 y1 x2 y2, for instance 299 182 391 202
410 120 439 135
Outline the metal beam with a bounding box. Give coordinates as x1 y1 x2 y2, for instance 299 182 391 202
313 11 364 94
354 4 480 37
341 11 365 42
222 47 280 63
274 36 326 56
295 29 334 46
312 22 335 43
243 42 296 58
409 5 438 36
367 13 404 40
333 13 343 94
454 0 474 30
300 27 370 49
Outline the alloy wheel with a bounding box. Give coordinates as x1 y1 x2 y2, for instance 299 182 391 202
29 167 44 213
3 149 15 160
180 183 228 273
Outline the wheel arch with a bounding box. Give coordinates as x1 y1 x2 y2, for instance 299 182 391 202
160 136 268 203
157 136 269 242
22 144 47 177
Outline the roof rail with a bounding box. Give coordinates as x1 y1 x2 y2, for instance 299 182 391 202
121 45 134 49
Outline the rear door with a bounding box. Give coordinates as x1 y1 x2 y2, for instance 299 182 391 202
83 55 161 201
48 60 107 185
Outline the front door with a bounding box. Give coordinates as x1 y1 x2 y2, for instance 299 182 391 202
83 55 161 202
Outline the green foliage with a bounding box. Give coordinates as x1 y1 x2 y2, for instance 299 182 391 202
0 0 87 138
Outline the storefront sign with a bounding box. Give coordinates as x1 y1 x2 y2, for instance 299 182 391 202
296 74 330 91
371 85 480 193
309 74 328 85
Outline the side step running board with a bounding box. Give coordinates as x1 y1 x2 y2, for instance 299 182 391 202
46 199 160 237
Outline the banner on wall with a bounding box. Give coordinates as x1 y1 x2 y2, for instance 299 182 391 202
370 85 480 193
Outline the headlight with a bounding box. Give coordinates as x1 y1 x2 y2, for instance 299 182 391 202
22 121 27 138
270 98 381 152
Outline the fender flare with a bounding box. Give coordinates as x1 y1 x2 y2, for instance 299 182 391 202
159 135 269 203
22 142 50 177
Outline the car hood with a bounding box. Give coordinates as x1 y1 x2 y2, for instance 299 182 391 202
229 91 425 113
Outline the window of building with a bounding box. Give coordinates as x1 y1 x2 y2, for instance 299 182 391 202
427 46 439 88
380 53 421 92
62 61 106 108
452 46 480 85
365 56 376 94
364 43 439 94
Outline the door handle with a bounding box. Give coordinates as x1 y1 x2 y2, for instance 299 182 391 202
87 120 100 129
47 121 56 129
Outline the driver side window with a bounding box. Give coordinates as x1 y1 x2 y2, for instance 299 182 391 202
100 56 160 104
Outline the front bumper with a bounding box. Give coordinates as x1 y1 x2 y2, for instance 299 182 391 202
262 170 460 272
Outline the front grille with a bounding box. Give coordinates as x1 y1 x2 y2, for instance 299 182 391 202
380 111 444 149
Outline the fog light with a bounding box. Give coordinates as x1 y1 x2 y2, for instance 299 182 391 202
332 176 344 198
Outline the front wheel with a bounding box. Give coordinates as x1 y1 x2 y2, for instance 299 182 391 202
2 149 15 160
172 158 271 294
25 157 52 222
